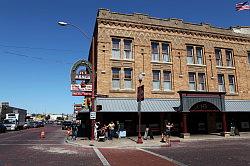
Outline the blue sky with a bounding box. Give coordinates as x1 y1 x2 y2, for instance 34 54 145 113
0 0 249 114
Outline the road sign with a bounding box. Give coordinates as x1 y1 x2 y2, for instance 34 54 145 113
90 112 96 120
137 85 144 102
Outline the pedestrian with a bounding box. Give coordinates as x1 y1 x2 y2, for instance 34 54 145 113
143 124 149 140
71 122 78 140
149 127 154 140
116 121 120 138
108 121 115 140
94 122 100 141
164 122 173 143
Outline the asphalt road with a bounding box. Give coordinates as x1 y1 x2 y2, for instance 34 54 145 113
0 125 249 166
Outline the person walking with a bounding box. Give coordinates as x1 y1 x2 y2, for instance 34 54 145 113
143 124 149 140
71 122 78 141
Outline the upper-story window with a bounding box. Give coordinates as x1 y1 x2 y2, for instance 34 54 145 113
196 47 203 65
112 68 120 89
152 70 160 90
124 40 132 60
228 75 236 94
163 71 171 91
151 42 160 61
198 73 206 91
162 43 171 62
215 48 223 66
248 52 250 65
112 39 121 59
226 50 234 67
188 72 196 91
218 74 225 92
124 68 132 89
187 46 194 64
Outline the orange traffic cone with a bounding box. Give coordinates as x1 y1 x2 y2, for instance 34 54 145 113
40 130 45 139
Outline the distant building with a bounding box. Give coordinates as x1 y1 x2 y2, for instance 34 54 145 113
0 102 27 121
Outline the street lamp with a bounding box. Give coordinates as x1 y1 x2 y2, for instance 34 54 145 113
137 73 144 144
58 21 90 40
58 21 95 141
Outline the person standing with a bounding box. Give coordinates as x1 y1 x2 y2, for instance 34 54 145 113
71 122 78 141
108 121 115 140
165 122 173 143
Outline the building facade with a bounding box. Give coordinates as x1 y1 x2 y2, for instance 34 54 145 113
86 9 250 137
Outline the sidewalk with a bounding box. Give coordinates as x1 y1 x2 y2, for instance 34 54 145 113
65 132 250 148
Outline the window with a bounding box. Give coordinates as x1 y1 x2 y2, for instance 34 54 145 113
112 39 120 59
152 70 160 90
124 40 132 59
189 72 196 90
198 73 206 91
228 75 236 94
162 43 170 62
151 42 160 61
196 47 203 64
124 68 132 89
112 68 120 89
187 46 194 64
226 50 233 67
248 52 250 65
218 74 225 92
163 71 171 91
215 49 223 66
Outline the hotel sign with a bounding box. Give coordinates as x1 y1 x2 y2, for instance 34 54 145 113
71 84 92 92
70 59 93 96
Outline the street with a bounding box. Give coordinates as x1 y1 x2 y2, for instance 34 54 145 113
1 125 250 166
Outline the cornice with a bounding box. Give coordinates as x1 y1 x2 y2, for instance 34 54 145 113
97 9 250 43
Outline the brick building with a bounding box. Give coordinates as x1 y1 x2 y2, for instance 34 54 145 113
86 9 250 137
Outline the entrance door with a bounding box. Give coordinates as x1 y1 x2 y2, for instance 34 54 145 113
189 112 208 134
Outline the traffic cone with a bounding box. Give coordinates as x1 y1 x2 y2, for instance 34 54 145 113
40 129 45 139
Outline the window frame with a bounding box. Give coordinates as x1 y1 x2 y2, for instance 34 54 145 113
196 47 203 65
124 68 133 89
187 46 194 64
226 49 233 67
112 38 121 59
162 43 171 62
152 70 161 90
123 39 133 60
217 74 225 92
215 48 223 66
198 73 206 91
151 42 160 62
188 72 196 91
228 75 236 94
111 68 121 89
163 71 172 91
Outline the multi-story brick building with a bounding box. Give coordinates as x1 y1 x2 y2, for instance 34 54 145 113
86 9 250 137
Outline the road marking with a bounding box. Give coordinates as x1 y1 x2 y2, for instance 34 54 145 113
93 147 110 166
137 148 187 166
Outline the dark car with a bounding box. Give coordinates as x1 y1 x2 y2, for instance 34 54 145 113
62 121 72 130
0 122 7 133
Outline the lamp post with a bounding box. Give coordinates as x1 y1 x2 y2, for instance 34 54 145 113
58 21 96 141
137 73 144 144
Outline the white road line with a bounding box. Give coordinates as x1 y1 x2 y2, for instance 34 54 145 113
93 147 110 166
137 148 187 166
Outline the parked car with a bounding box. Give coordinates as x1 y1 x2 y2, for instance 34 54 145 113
0 122 7 133
23 122 31 129
29 121 38 128
37 121 44 127
62 121 72 130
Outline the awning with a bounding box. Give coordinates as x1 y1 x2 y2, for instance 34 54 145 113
225 100 250 112
96 98 250 113
96 98 179 112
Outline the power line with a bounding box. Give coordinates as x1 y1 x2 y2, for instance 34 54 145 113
4 51 74 65
0 43 84 53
